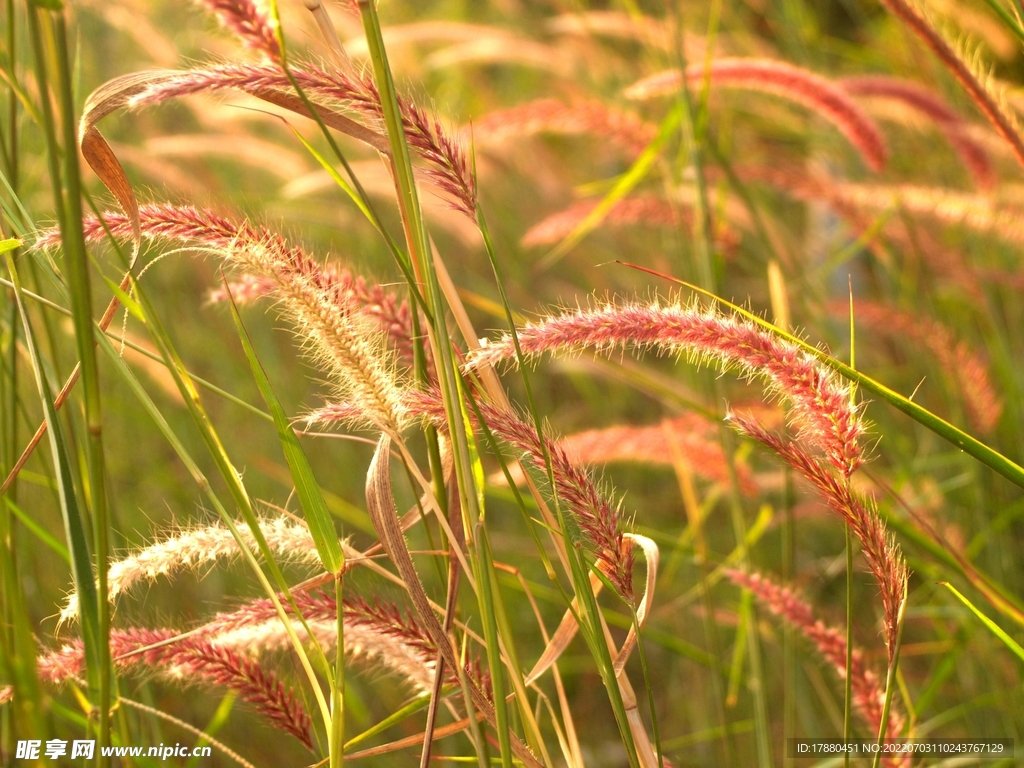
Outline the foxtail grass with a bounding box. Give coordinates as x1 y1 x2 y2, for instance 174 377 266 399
7 2 1024 766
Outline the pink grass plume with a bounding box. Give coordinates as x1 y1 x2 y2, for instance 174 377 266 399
198 0 281 61
728 570 907 766
122 61 477 215
626 58 889 171
466 298 864 476
840 75 995 189
727 411 908 663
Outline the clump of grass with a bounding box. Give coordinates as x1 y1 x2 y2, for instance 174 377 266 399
5 0 1024 765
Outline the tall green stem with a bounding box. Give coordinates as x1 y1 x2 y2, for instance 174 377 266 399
356 5 515 766
844 525 854 768
331 574 345 768
26 5 113 757
52 15 113 758
871 599 907 768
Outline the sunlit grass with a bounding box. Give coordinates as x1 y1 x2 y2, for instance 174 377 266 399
2 1 1024 767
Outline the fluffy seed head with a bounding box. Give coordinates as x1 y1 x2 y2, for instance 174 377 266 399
123 62 477 215
466 299 864 476
38 204 409 434
728 412 908 661
198 0 281 60
729 570 907 764
60 517 325 625
873 0 1024 172
42 590 483 709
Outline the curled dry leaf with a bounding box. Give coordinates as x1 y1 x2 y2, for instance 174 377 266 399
365 436 543 768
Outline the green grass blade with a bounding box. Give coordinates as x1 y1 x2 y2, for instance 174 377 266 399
471 524 514 767
5 251 101 695
5 496 70 562
332 573 345 768
726 593 750 706
283 124 374 224
941 582 1024 663
870 597 907 768
225 283 345 575
538 104 682 270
